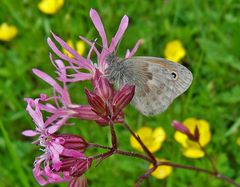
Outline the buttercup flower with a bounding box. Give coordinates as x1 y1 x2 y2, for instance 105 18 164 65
38 0 64 15
63 40 86 58
164 40 186 62
0 23 18 42
149 159 172 179
174 118 211 158
130 127 166 153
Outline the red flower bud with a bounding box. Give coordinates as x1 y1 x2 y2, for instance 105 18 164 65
112 85 135 114
172 120 199 142
60 157 92 178
53 134 88 152
93 70 113 100
69 176 87 187
70 158 93 177
85 89 106 115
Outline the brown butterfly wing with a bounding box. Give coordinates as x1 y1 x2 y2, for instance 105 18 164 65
122 57 193 116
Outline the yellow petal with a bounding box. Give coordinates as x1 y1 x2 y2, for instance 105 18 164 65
150 159 172 179
174 118 211 158
152 127 166 143
130 127 166 153
182 147 204 158
130 127 152 152
38 0 64 15
164 40 186 63
174 131 188 147
76 41 86 55
183 118 211 147
0 23 18 42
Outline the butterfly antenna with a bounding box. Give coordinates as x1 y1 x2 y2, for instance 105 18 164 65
90 38 111 53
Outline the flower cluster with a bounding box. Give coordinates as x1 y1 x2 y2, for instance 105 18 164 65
23 9 141 186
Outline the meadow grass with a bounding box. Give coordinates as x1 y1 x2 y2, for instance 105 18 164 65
1 0 240 186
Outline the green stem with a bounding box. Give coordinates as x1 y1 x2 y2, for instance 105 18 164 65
0 120 30 187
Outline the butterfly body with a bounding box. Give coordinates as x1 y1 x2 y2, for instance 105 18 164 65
105 55 193 116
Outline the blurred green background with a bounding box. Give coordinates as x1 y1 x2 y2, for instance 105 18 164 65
1 0 240 186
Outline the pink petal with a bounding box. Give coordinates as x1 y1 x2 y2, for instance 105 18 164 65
51 32 86 62
22 130 39 137
79 36 100 57
109 15 129 51
126 39 142 58
90 9 108 48
47 38 85 69
33 69 63 95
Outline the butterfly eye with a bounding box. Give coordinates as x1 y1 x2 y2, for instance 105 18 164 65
171 71 178 80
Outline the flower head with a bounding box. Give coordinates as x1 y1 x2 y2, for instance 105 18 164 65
0 23 18 42
25 8 142 185
38 0 64 15
130 127 166 153
174 118 211 158
164 40 186 63
22 99 90 185
85 70 135 123
149 159 172 179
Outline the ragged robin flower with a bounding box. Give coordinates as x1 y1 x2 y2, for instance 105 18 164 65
38 0 64 15
164 40 186 63
149 159 172 179
0 23 18 42
63 39 86 57
174 118 211 158
22 99 91 185
24 8 142 186
130 127 166 153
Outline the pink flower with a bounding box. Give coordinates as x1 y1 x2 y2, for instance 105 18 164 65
24 8 142 186
79 8 142 73
22 99 90 185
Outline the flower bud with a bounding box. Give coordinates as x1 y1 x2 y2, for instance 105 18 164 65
112 85 135 114
70 158 93 177
172 120 199 142
53 134 88 152
85 89 106 115
93 70 113 100
69 176 87 187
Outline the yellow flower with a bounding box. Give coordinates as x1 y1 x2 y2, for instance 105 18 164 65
63 40 86 58
38 0 64 15
149 159 172 179
130 127 166 153
0 23 18 42
164 40 186 63
174 118 211 158
236 137 240 146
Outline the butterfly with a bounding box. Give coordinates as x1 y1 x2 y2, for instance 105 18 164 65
105 54 193 116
